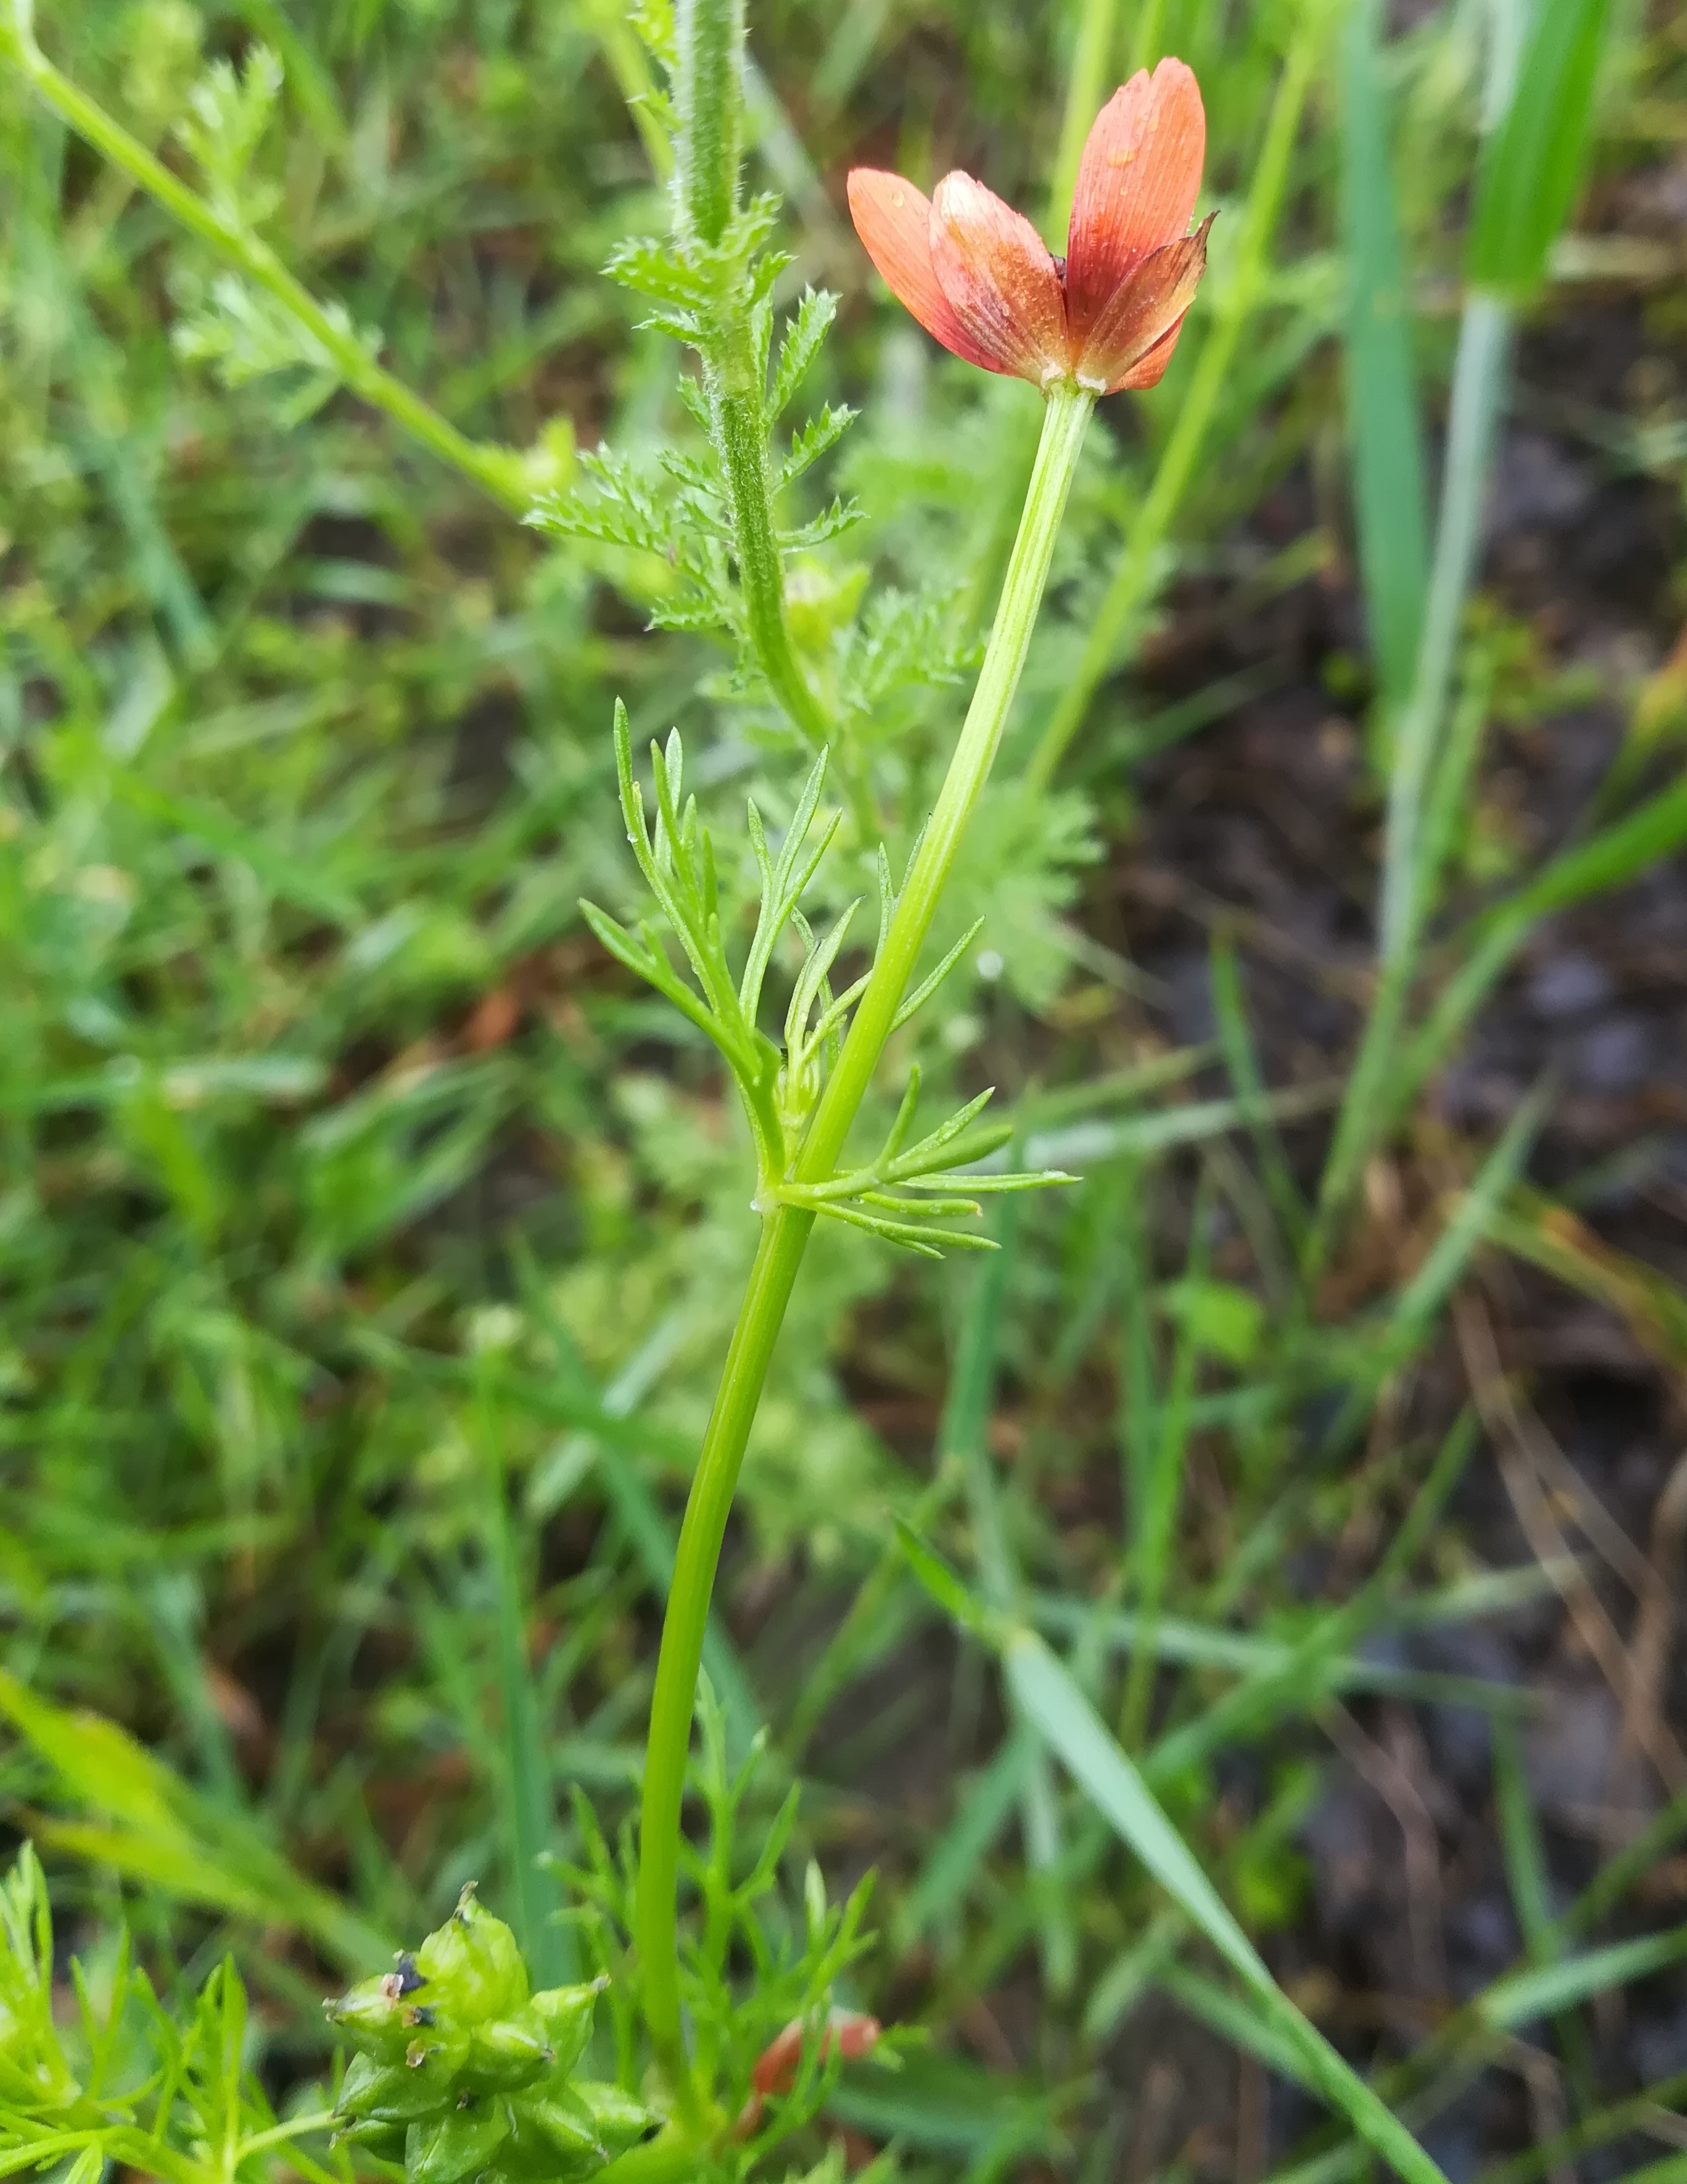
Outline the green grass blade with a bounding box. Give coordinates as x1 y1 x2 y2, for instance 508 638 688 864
1400 775 1687 1114
1313 292 1512 1256
1142 1412 1476 1784
1601 2156 1687 2184
941 1196 1079 1989
1559 1777 1687 1940
1468 0 1616 300
1120 1173 1209 1746
1492 1717 1554 1954
1382 1082 1548 1355
1210 936 1307 1248
477 1369 569 1985
1083 1907 1183 2041
1338 0 1429 710
1117 1153 1159 1585
1019 1079 1342 1175
1493 1713 1596 2102
0 1668 390 1973
894 1728 1034 1950
1034 1595 1533 1716
1377 292 1511 956
1474 2075 1687 2184
1157 1956 1317 2090
1484 1922 1687 2029
1002 1631 1449 2184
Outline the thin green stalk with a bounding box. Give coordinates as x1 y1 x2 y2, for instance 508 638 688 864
1119 1172 1210 1748
1378 294 1512 962
633 380 1094 2118
477 1371 569 1987
1129 0 1171 72
1307 0 1539 1263
1494 1715 1597 2108
781 1459 961 1765
1339 0 1429 714
802 382 1091 1153
581 0 677 182
1046 0 1124 237
1304 300 1511 1272
1025 12 1322 790
0 20 531 516
1117 1151 1157 1546
942 1194 1078 1996
634 1205 811 2123
1474 2072 1687 2184
1393 768 1687 1124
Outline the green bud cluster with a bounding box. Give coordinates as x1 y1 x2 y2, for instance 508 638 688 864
326 1887 653 2184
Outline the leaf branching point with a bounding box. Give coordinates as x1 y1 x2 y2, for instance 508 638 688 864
582 714 1071 1257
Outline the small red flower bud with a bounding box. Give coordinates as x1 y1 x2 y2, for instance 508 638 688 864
847 58 1210 396
736 2008 882 2135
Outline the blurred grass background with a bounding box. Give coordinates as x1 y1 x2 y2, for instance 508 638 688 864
7 0 1687 2175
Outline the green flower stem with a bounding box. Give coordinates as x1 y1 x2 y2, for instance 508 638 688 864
1 20 530 517
635 1202 811 2119
635 378 1093 2116
798 380 1093 1174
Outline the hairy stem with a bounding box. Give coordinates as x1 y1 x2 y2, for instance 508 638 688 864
674 0 862 810
634 381 1093 2115
675 0 743 248
707 320 834 754
0 21 531 516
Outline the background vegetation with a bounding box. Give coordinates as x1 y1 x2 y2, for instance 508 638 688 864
5 0 1687 2178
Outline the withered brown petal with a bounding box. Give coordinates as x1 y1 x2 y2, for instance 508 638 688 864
1066 59 1206 354
1076 213 1214 393
846 169 1002 374
929 172 1072 388
1107 310 1188 393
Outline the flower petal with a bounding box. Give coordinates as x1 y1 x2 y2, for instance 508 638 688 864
928 172 1072 387
846 169 1002 373
1076 213 1214 392
1065 58 1205 354
1107 311 1187 393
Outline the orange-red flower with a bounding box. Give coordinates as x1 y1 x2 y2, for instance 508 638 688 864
847 59 1211 396
735 2008 881 2136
